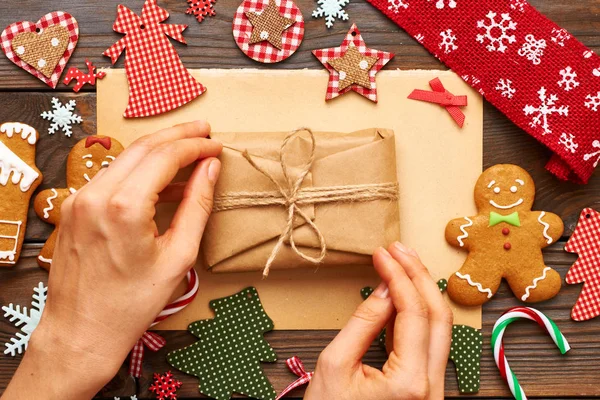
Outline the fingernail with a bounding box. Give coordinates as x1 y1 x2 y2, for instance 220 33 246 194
394 242 410 254
378 247 392 259
373 281 389 299
208 159 221 184
408 248 420 258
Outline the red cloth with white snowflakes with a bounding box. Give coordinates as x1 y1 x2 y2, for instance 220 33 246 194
364 0 600 184
103 0 205 118
565 208 600 321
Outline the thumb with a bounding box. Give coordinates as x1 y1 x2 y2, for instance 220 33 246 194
159 157 221 271
324 280 394 367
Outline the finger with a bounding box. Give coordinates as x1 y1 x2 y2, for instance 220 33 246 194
373 247 429 378
388 242 453 398
158 158 221 271
95 120 212 188
120 137 222 202
158 182 187 203
324 281 393 367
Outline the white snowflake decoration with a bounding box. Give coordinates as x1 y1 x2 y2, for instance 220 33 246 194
496 78 516 99
429 0 456 9
585 92 600 111
439 29 458 54
312 0 349 28
523 87 569 135
114 396 137 400
415 33 425 43
510 0 527 12
40 97 82 137
558 67 580 92
3 282 47 356
476 11 517 53
559 133 578 154
518 34 546 65
551 27 571 47
387 0 409 14
584 140 600 167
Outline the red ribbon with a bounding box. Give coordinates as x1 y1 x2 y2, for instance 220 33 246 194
85 136 112 150
276 356 314 399
128 331 167 378
408 78 468 128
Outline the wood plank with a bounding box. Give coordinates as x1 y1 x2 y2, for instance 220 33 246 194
1 244 599 398
0 0 598 90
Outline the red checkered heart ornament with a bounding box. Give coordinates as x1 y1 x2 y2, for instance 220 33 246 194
1 12 79 88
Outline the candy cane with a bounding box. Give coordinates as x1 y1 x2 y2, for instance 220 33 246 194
491 306 570 400
151 268 199 327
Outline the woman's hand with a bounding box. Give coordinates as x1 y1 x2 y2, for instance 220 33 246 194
3 121 222 400
305 242 453 400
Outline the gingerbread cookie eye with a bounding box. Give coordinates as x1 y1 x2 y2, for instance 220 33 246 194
101 155 116 168
493 187 501 194
85 160 93 168
510 186 518 193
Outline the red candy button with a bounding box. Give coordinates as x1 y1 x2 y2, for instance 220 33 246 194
504 243 512 250
502 228 510 235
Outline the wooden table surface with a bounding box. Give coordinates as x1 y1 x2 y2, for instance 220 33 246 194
1 0 600 398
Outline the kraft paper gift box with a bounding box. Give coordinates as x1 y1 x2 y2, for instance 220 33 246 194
202 128 401 274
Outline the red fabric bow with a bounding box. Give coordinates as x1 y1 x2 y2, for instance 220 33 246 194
276 357 314 399
129 331 167 377
408 78 468 128
85 136 112 150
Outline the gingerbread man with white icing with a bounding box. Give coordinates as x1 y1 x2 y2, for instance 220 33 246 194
446 164 563 306
34 135 123 270
0 122 42 266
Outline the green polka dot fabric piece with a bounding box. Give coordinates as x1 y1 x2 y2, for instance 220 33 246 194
449 325 483 394
360 287 387 349
437 278 448 292
167 287 277 400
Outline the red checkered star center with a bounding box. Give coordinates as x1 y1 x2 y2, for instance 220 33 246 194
245 0 295 50
328 45 379 90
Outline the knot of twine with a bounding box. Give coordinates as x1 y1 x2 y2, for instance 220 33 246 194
214 128 399 277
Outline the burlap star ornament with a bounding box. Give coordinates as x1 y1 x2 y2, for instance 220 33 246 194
245 0 295 50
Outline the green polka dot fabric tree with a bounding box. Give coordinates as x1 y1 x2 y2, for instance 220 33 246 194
167 287 277 400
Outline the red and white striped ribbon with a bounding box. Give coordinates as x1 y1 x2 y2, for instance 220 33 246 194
128 268 199 377
276 356 314 399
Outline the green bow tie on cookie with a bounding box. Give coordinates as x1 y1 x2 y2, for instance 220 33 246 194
489 211 520 227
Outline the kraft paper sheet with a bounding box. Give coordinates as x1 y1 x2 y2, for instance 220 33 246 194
97 69 483 329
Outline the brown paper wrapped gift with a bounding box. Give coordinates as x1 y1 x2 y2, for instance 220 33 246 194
202 128 401 275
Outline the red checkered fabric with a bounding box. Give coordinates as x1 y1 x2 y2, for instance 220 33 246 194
233 0 304 64
364 0 600 184
1 12 78 88
312 24 394 102
129 331 167 377
565 208 600 321
276 356 314 399
103 0 206 118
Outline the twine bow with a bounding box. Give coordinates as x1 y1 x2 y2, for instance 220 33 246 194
214 128 399 277
276 357 314 399
129 331 167 377
408 78 468 127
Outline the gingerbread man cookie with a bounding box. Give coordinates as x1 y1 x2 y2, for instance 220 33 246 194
34 136 123 270
0 122 43 266
446 164 563 306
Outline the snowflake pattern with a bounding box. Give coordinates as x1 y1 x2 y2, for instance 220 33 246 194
523 87 569 135
388 0 409 13
496 78 516 99
149 371 182 400
551 27 571 47
2 283 47 356
114 397 138 400
415 33 425 43
558 66 580 92
585 92 600 111
439 29 458 54
510 0 527 12
40 97 82 137
313 0 350 28
584 140 600 167
429 0 456 9
186 0 217 23
518 34 546 65
476 11 517 53
559 133 578 154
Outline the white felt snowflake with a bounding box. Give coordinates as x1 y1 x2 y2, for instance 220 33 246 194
585 92 600 111
388 0 409 13
439 29 458 54
510 0 527 12
523 87 569 135
312 0 350 28
3 282 47 356
584 140 600 167
40 97 82 137
415 33 425 43
558 67 580 92
551 27 571 47
429 0 456 9
476 11 517 53
114 396 137 400
496 78 516 99
518 34 546 65
559 133 578 154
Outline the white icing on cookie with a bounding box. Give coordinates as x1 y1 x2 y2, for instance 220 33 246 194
43 189 58 219
457 217 473 247
69 188 77 194
0 141 40 192
0 220 22 264
38 255 53 265
455 272 493 298
521 267 551 301
487 180 496 188
0 122 37 145
515 179 525 185
489 198 523 210
538 211 552 244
